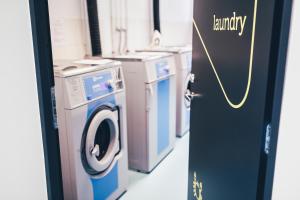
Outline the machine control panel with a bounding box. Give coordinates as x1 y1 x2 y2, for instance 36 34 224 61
156 60 170 78
84 72 114 101
82 67 125 101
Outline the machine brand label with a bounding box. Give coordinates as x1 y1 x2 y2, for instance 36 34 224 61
93 75 104 82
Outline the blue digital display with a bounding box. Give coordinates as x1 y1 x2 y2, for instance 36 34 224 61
84 72 113 101
156 61 170 78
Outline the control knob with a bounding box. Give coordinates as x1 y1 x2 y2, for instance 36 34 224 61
106 80 114 90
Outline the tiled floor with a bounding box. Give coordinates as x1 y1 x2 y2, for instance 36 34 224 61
120 133 190 200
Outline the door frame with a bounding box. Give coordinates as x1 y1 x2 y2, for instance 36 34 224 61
29 0 63 199
28 0 293 199
258 0 293 199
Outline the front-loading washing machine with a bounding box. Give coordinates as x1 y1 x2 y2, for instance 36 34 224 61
105 52 176 173
137 46 193 137
54 59 128 200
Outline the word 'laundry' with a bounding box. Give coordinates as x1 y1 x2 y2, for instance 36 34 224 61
213 12 247 36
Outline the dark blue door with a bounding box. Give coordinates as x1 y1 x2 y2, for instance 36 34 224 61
188 0 291 199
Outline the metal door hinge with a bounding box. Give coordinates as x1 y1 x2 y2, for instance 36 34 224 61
51 87 58 129
264 124 272 155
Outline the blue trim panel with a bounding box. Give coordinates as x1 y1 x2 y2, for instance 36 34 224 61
186 53 192 71
157 79 170 154
87 96 116 118
91 162 119 200
185 108 190 131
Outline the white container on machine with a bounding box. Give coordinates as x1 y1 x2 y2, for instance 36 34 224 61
106 52 177 173
137 46 193 137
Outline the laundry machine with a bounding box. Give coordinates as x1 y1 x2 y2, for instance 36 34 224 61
54 59 128 200
105 52 176 173
137 46 193 137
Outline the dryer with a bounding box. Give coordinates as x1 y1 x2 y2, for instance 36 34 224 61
137 46 193 137
105 52 176 173
54 59 128 200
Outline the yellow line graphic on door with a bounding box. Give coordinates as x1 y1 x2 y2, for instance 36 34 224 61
193 0 258 109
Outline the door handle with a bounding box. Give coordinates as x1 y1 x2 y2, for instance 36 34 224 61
186 73 202 101
190 92 202 99
184 90 202 109
185 92 203 101
146 84 154 112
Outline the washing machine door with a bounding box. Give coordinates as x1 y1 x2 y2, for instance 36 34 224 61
81 107 120 176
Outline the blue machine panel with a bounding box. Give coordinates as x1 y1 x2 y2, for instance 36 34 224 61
87 96 116 119
187 54 192 71
84 72 113 101
156 60 170 78
91 162 119 200
157 79 170 154
185 108 190 130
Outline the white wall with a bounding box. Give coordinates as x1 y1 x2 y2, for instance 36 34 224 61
48 0 89 60
127 0 153 51
272 1 300 199
109 0 193 52
48 0 194 59
160 0 193 46
0 1 48 200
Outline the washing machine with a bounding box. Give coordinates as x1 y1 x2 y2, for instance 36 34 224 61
137 46 193 137
54 59 128 200
105 52 176 173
